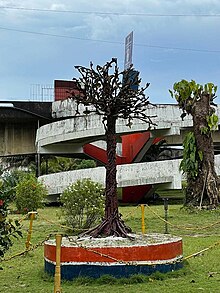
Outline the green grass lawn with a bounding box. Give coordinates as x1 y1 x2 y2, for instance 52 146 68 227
1 203 220 293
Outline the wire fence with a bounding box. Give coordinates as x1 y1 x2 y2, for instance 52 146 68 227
30 84 54 101
2 204 220 265
2 204 220 292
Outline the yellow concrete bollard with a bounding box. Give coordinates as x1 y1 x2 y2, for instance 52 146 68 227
141 204 145 235
25 211 37 250
54 234 62 293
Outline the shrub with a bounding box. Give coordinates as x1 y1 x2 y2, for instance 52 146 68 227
1 169 31 203
15 175 48 213
60 178 104 232
0 180 22 261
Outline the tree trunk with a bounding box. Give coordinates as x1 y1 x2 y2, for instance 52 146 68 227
185 94 220 208
82 116 132 237
105 117 118 218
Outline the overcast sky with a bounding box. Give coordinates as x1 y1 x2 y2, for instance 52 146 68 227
0 0 220 104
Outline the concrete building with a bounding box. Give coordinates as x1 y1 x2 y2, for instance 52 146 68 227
36 81 220 202
1 81 220 203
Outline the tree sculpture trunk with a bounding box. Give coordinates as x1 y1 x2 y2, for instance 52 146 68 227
83 116 132 237
105 117 118 219
186 94 219 207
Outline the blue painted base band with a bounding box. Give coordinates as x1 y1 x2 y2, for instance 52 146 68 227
45 261 183 280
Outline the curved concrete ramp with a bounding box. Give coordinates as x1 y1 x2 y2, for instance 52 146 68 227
36 104 194 154
39 155 220 198
36 103 220 156
40 159 182 196
39 155 220 195
36 102 220 200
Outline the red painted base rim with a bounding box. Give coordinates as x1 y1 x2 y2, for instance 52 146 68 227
44 233 183 264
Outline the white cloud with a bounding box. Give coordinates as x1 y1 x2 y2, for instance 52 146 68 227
0 0 220 101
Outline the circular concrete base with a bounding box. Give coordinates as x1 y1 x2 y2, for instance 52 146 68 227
44 233 183 280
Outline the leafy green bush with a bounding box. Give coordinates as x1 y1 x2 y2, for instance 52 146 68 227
60 178 104 231
180 132 203 180
15 175 48 213
0 216 21 260
1 169 32 203
0 179 22 261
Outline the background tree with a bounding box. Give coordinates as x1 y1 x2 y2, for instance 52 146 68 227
170 80 219 208
69 58 154 237
40 156 96 175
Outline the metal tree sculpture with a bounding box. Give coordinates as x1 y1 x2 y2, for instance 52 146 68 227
69 58 154 237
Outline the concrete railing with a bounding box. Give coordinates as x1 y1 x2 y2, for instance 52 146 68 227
39 155 220 196
39 159 182 196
